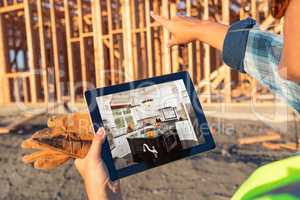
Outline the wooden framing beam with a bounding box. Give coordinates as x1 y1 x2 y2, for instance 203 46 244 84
186 0 194 81
77 0 88 91
122 0 134 81
238 132 281 145
280 143 300 151
0 14 10 104
64 0 76 103
24 0 37 103
251 0 258 103
106 0 116 84
138 1 147 79
37 0 48 103
145 0 154 77
13 77 21 102
203 0 211 103
91 0 105 87
103 39 121 58
153 0 161 76
5 72 31 78
0 3 24 13
70 37 80 42
222 0 231 103
2 0 7 7
162 0 171 74
262 142 281 150
195 40 202 84
22 77 29 103
130 0 138 80
170 3 179 73
251 0 258 21
49 0 62 102
115 0 124 83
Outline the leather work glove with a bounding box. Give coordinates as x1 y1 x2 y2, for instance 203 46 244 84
21 113 94 170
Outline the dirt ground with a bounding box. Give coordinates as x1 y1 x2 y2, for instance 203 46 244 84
0 115 296 200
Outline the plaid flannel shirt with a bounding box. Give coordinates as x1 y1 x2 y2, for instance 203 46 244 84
223 18 300 114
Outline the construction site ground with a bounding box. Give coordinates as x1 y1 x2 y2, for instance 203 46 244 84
0 108 298 200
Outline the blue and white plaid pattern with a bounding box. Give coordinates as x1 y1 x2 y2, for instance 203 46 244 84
244 27 300 113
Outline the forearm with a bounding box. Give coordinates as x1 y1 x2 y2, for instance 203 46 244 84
280 0 300 83
194 20 229 51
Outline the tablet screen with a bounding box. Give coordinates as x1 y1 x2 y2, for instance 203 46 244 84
95 79 206 170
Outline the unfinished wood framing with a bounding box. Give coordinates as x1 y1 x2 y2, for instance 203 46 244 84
91 0 105 87
162 0 171 74
37 0 48 103
64 0 75 103
186 0 194 82
145 0 153 77
0 14 9 104
203 0 211 103
170 2 179 74
77 0 88 91
238 132 281 145
24 0 37 103
222 0 231 103
0 0 279 106
122 0 134 81
251 0 258 103
106 0 115 84
49 0 62 102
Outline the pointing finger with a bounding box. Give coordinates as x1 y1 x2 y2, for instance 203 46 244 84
150 12 170 29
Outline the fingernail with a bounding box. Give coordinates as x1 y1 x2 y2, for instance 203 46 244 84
150 12 156 18
96 127 105 136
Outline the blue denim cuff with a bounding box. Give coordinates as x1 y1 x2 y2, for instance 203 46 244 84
222 18 256 73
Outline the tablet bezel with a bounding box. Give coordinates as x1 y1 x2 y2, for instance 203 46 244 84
85 71 215 181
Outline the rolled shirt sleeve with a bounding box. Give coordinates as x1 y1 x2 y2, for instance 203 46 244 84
222 18 256 73
222 18 300 114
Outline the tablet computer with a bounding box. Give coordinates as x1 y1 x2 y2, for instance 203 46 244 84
85 71 215 181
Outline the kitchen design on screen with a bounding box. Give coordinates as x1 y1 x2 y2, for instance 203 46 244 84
96 79 205 170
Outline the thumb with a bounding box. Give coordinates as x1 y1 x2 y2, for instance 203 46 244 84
87 128 106 159
167 36 177 48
